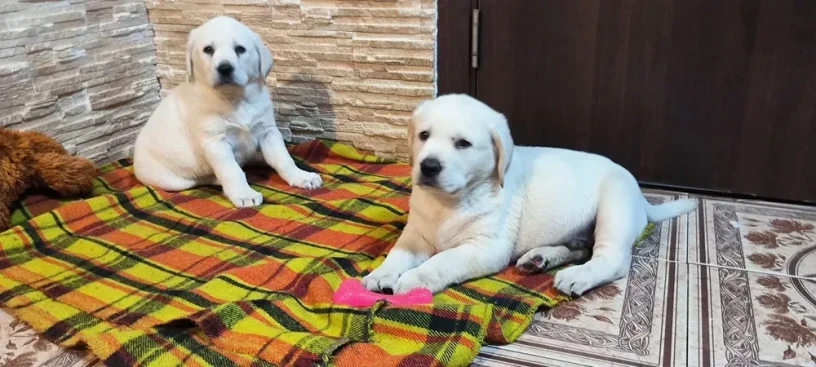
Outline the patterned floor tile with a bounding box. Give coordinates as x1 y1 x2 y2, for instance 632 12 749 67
693 198 816 279
688 264 816 366
0 309 96 367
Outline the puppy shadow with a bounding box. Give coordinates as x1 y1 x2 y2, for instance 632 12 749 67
241 75 336 185
272 74 337 144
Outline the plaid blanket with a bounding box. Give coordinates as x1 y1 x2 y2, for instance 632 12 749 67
0 140 572 367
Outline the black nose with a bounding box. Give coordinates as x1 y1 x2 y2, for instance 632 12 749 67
217 62 234 76
420 158 443 177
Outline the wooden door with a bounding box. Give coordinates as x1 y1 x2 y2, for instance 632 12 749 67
439 0 816 203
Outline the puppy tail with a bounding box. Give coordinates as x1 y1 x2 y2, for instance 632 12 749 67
644 198 697 223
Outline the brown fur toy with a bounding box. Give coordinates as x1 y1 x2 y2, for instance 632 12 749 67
0 129 98 231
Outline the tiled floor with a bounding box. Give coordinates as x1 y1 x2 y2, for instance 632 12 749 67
475 191 816 367
3 190 815 367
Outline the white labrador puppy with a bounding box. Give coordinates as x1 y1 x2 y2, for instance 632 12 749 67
134 16 321 207
362 94 696 296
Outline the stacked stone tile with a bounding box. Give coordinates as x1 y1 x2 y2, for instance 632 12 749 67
0 0 160 163
146 0 436 159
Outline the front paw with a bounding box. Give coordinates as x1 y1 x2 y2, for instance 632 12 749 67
362 267 401 293
224 186 263 208
393 269 445 295
286 170 322 190
554 265 598 296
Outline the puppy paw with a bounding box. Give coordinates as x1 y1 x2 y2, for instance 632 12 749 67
392 269 444 295
554 265 599 296
225 186 263 208
516 250 551 274
516 246 589 274
361 267 401 293
286 171 322 190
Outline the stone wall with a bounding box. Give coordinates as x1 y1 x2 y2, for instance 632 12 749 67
146 0 436 159
0 0 160 163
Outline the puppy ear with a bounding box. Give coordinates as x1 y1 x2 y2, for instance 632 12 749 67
490 114 514 188
186 28 197 83
253 32 273 78
407 121 415 166
408 100 429 167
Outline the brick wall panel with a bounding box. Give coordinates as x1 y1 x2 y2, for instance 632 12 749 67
0 0 160 163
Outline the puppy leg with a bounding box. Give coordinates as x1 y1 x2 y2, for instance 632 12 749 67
362 224 433 293
142 174 202 192
202 138 262 208
393 240 511 294
260 129 322 190
516 243 590 273
554 178 646 296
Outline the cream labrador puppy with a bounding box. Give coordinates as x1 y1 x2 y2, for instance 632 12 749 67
362 94 696 296
134 16 321 207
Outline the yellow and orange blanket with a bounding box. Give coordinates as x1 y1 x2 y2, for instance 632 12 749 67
0 140 572 366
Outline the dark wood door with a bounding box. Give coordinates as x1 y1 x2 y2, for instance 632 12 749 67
440 0 816 203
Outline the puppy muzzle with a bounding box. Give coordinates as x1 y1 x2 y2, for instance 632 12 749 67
215 62 235 85
416 157 443 187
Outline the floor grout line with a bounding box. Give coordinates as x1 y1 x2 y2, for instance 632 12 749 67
632 255 815 281
687 261 816 281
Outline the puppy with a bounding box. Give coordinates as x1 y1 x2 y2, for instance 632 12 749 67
362 94 696 296
134 16 321 207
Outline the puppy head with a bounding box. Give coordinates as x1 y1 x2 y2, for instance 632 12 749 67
409 94 514 195
186 16 273 88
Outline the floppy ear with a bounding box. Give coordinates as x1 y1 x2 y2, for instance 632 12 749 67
253 32 273 78
186 28 197 83
407 121 415 166
490 114 514 188
408 100 429 167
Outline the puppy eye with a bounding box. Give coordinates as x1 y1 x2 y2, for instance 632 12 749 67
203 46 214 55
455 139 472 149
235 45 246 55
418 131 430 141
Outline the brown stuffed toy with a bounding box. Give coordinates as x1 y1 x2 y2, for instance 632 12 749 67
0 129 98 231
